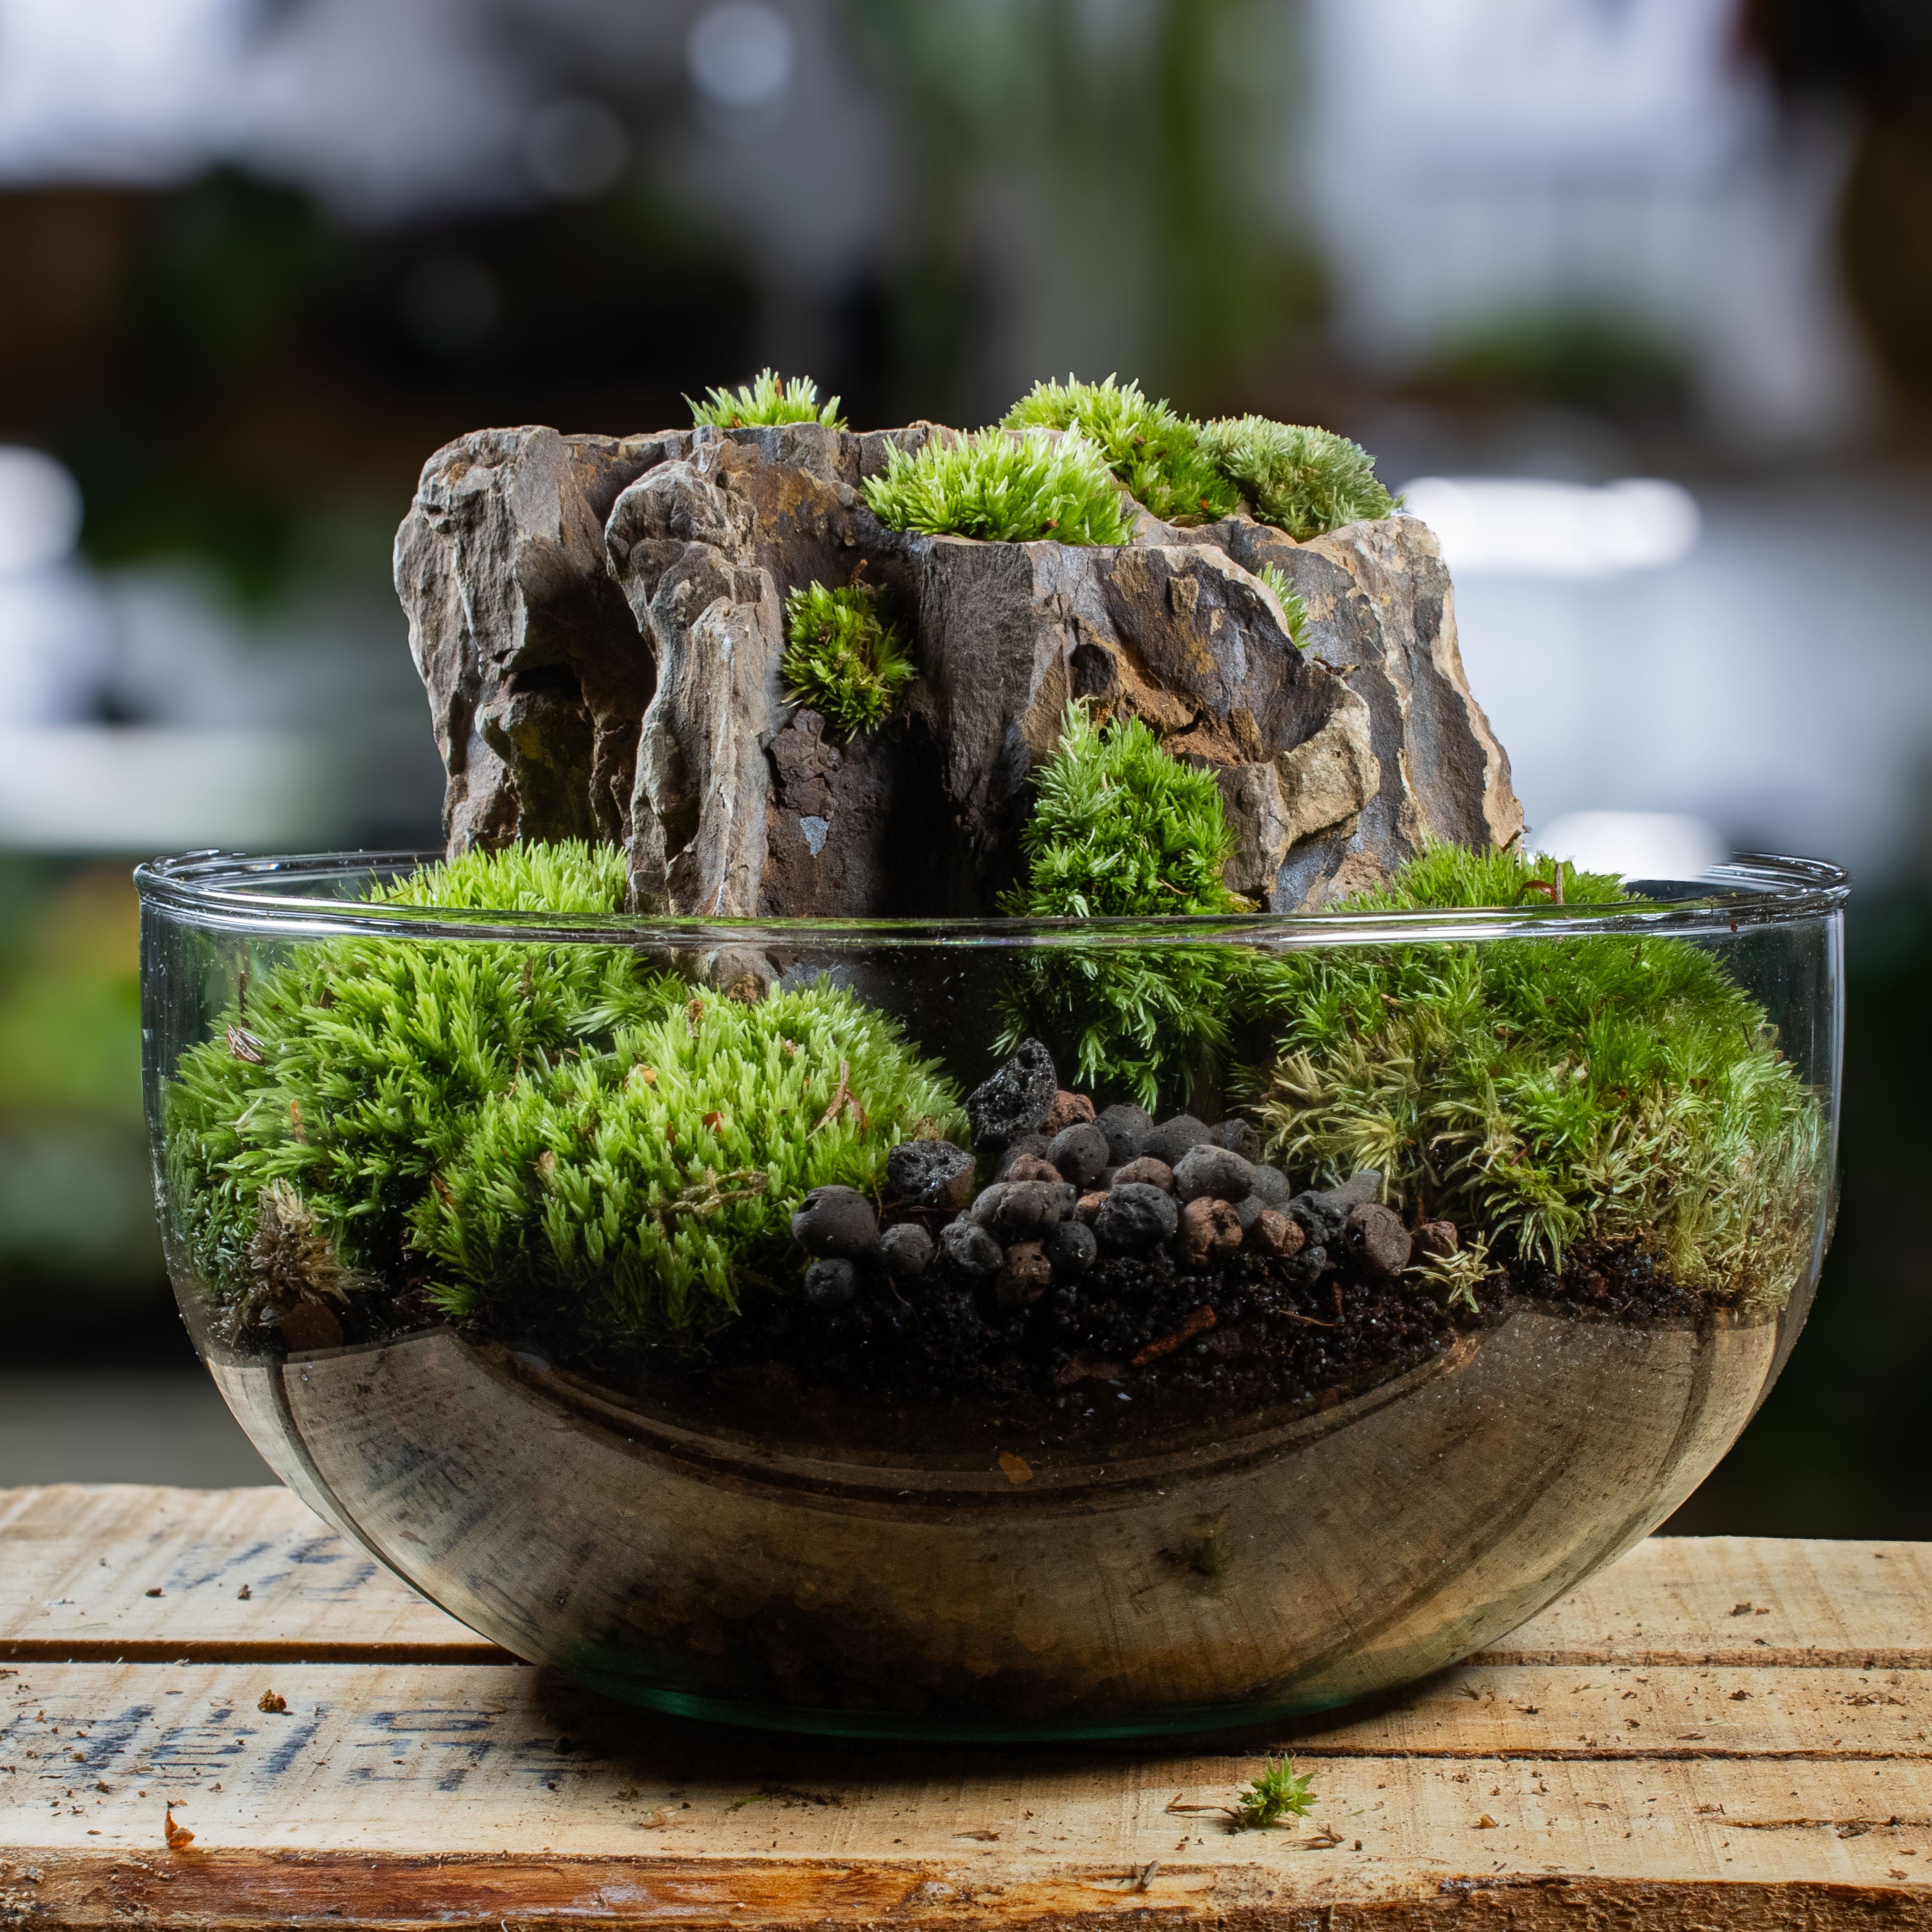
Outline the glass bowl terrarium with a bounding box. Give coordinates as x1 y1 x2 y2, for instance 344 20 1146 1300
139 371 1842 1737
139 842 1841 1739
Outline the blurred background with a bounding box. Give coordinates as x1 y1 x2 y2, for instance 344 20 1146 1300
0 0 1925 1530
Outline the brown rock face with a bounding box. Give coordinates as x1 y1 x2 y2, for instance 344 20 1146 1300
395 424 1521 918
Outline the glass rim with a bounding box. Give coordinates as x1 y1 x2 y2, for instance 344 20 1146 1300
132 847 1851 949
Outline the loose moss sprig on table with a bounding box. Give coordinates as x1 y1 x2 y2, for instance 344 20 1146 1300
166 843 962 1349
863 427 1136 545
689 368 846 430
996 701 1246 1110
1244 845 1827 1312
781 580 916 735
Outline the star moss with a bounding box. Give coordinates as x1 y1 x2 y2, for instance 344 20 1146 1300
688 368 845 430
863 427 1135 545
1196 415 1396 541
782 580 916 735
1243 845 1827 1311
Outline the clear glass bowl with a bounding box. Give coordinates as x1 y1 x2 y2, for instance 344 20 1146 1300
137 849 1845 1739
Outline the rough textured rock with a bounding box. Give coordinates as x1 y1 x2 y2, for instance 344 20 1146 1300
396 424 1521 918
885 1139 975 1213
965 1039 1058 1148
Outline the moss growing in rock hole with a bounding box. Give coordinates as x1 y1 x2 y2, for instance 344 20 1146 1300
412 982 965 1343
996 702 1245 1111
1197 415 1395 541
781 580 916 735
1243 844 1827 1312
863 427 1135 546
1256 563 1310 650
164 842 683 1326
1001 374 1240 526
688 368 845 430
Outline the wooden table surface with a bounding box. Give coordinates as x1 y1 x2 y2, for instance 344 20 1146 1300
2 1485 1927 1929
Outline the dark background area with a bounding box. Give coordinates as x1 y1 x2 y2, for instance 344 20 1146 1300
0 0 1925 1527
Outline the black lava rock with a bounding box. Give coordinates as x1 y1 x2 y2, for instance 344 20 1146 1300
886 1138 976 1212
994 1135 1052 1179
986 1179 1063 1242
1281 1242 1328 1286
1093 1102 1154 1164
940 1219 1003 1275
880 1221 935 1277
1328 1168 1384 1209
1210 1117 1261 1161
1170 1143 1257 1204
1233 1193 1267 1233
1094 1182 1180 1254
1046 1121 1110 1187
965 1038 1058 1147
803 1258 858 1307
1286 1190 1347 1246
1346 1201 1413 1276
1248 1163 1292 1210
1143 1113 1211 1166
1046 1219 1098 1277
791 1184 881 1259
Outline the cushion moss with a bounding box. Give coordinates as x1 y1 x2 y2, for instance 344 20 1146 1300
1196 415 1396 540
781 580 916 735
688 368 845 430
863 427 1135 545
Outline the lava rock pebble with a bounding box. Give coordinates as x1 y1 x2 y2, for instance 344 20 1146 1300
996 1240 1053 1308
1328 1167 1385 1209
791 1185 881 1259
803 1258 858 1307
979 1179 1063 1242
1286 1190 1347 1247
940 1219 1003 1275
1233 1193 1267 1233
1046 1219 1098 1276
994 1135 1052 1179
1111 1155 1174 1193
879 1222 935 1277
1170 1143 1257 1204
1346 1201 1413 1276
1143 1113 1212 1166
1041 1089 1096 1136
1046 1121 1110 1187
1210 1117 1261 1161
1415 1219 1460 1258
1178 1196 1244 1267
1094 1102 1154 1164
1004 1153 1062 1185
1074 1190 1109 1224
885 1139 975 1212
1095 1182 1179 1253
965 1038 1058 1147
1248 1163 1291 1209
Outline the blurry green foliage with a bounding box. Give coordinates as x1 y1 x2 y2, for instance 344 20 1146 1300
1410 311 1693 423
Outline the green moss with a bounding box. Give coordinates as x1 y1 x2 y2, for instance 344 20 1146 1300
1256 563 1310 650
782 580 917 735
1197 415 1395 541
412 982 965 1343
1243 845 1827 1311
996 703 1244 1109
1001 375 1239 525
862 427 1135 545
688 368 845 430
164 843 680 1326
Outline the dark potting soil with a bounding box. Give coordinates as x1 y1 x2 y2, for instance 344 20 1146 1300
543 1237 1718 1456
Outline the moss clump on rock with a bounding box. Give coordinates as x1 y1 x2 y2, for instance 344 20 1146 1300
414 982 964 1343
689 368 845 430
1002 374 1240 526
997 702 1246 1110
781 580 916 735
1245 845 1826 1311
863 427 1136 545
1196 415 1396 541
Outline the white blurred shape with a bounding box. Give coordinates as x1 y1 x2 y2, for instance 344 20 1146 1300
1400 476 1701 579
687 2 794 109
0 447 84 574
0 727 337 851
524 96 628 199
1534 809 1726 883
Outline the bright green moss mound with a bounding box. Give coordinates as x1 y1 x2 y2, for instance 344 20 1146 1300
782 580 916 735
997 703 1245 1109
414 982 964 1342
863 427 1135 546
1246 845 1826 1311
165 844 963 1343
689 368 845 430
1002 375 1239 527
1197 415 1396 542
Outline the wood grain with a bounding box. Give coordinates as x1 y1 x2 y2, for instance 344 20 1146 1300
2 1487 1928 1928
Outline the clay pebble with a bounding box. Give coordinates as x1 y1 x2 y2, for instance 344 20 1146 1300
1142 1113 1212 1166
996 1240 1053 1308
879 1221 935 1277
791 1184 881 1259
1093 1102 1154 1164
1170 1143 1257 1205
1415 1219 1460 1258
940 1219 1003 1275
1095 1182 1179 1253
1046 1121 1110 1187
1111 1155 1174 1193
994 1135 1052 1179
803 1258 858 1307
1046 1219 1098 1277
1210 1117 1261 1161
1178 1196 1244 1267
1040 1089 1096 1136
1347 1201 1413 1276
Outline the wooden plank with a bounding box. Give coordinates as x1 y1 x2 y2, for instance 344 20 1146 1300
2 1660 1928 1923
0 1486 503 1664
6 1486 1929 1673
